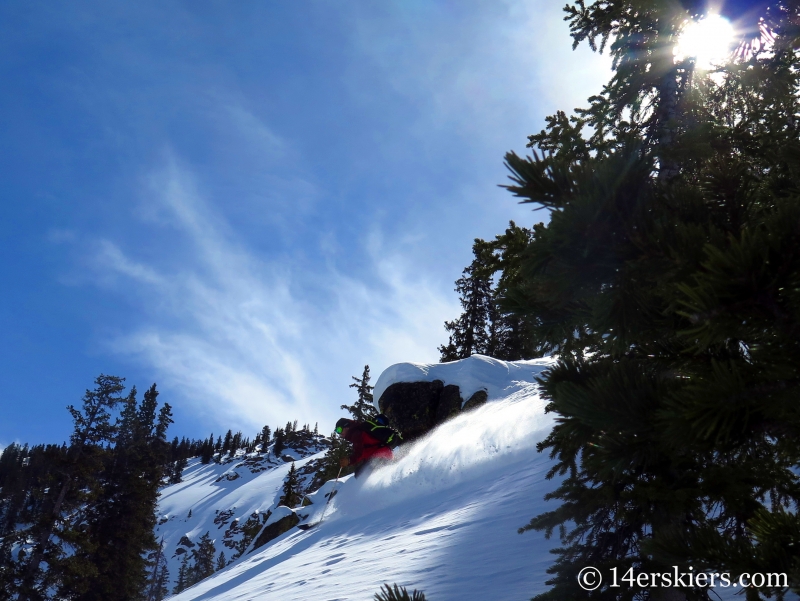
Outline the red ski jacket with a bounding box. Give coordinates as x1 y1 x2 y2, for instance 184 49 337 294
343 424 394 465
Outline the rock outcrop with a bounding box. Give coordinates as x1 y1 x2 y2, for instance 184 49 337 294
378 380 487 441
462 389 488 411
251 512 300 552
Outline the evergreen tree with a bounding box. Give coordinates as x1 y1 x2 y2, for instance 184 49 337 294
483 222 543 360
374 584 426 601
145 538 168 601
17 375 126 601
164 437 180 482
0 443 30 537
222 430 233 454
312 432 354 489
189 532 216 585
440 223 543 362
72 384 173 601
260 425 271 449
503 1 800 599
0 538 15 596
439 242 494 361
0 380 175 601
216 551 226 572
341 365 378 421
280 462 301 508
200 434 214 464
169 455 188 484
153 561 170 601
272 428 286 457
173 554 190 595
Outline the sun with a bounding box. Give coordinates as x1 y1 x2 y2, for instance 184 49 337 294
674 14 736 70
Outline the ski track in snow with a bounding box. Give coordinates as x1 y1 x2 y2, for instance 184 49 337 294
163 356 562 601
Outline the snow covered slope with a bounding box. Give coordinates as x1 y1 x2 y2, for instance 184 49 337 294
155 436 328 584
161 356 559 601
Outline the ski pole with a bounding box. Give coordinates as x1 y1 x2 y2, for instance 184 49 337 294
316 466 342 526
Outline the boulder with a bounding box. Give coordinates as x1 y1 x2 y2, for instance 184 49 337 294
378 380 445 440
463 390 488 411
379 380 479 440
250 512 299 552
435 384 463 424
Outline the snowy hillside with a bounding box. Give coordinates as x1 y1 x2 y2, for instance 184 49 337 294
158 356 559 601
155 434 327 585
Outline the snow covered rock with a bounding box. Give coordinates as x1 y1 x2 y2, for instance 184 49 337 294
374 354 553 439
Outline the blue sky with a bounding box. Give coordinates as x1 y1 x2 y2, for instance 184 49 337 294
0 0 610 448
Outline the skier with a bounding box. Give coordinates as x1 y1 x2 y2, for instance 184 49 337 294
335 417 398 478
297 416 401 530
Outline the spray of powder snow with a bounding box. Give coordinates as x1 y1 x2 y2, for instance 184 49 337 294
324 391 554 521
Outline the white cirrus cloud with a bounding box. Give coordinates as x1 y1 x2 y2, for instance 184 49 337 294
90 155 457 433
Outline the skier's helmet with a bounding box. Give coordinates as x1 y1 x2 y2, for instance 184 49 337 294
335 418 354 434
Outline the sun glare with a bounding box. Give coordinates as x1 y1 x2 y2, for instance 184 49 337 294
674 14 736 70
